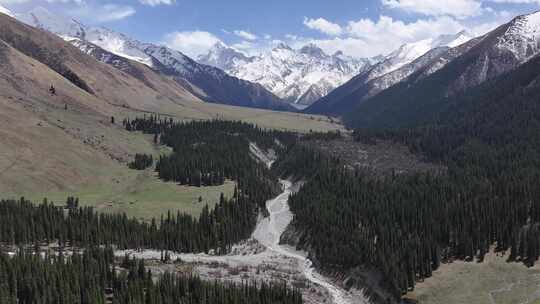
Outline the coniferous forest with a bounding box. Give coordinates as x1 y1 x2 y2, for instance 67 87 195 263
272 54 540 299
0 120 298 254
2 71 540 303
0 247 302 304
0 119 303 303
128 153 153 170
1 195 252 254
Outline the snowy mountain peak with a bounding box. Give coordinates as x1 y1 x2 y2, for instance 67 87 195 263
299 43 326 58
198 42 253 71
199 42 373 105
368 31 474 80
434 30 473 48
0 4 13 17
496 10 540 62
20 6 86 39
274 42 293 51
19 8 154 67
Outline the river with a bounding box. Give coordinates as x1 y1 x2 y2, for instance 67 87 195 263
117 179 367 304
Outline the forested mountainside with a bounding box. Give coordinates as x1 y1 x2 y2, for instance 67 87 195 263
272 49 540 302
0 247 302 304
343 11 540 129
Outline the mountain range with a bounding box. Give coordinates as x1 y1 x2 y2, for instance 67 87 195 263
198 42 373 106
338 10 540 129
0 10 341 194
18 7 293 111
5 5 540 130
306 30 475 115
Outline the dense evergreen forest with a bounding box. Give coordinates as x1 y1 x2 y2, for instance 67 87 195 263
124 117 296 187
1 194 256 254
274 55 540 299
0 247 302 304
0 119 297 254
0 119 307 303
128 153 153 170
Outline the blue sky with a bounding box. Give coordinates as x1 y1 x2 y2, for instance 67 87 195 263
1 0 540 58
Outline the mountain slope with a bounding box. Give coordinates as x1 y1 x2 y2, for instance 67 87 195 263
19 7 292 111
0 4 13 17
0 12 208 113
199 43 372 106
344 11 540 129
0 12 342 198
0 13 166 193
306 31 474 115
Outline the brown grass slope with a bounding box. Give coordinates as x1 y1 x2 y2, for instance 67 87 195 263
0 13 341 199
0 13 205 113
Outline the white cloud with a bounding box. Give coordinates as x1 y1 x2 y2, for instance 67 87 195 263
488 0 540 3
232 40 255 52
347 15 463 41
164 30 222 57
303 17 343 36
47 0 85 3
139 0 175 6
69 3 135 22
233 30 258 41
0 3 13 16
0 0 84 3
285 34 298 40
330 15 463 57
382 0 484 19
98 4 135 21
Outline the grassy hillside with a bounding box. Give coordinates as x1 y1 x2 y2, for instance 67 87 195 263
0 13 341 219
408 252 540 304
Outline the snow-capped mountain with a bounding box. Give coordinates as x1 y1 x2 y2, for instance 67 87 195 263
496 11 540 63
198 42 373 106
17 7 291 111
366 30 474 82
19 7 157 67
306 30 475 115
0 4 13 17
334 10 540 128
198 42 254 72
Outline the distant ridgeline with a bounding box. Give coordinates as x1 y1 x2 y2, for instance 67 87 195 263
0 119 296 254
273 53 540 301
0 247 302 304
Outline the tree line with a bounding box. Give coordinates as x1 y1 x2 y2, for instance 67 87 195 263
0 119 299 254
128 153 153 170
273 54 540 300
124 117 296 188
1 190 258 255
275 146 540 300
0 247 302 304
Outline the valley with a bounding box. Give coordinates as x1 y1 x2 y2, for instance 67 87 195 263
117 179 369 304
2 3 540 304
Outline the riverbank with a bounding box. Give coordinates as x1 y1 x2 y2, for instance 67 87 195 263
117 180 368 304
